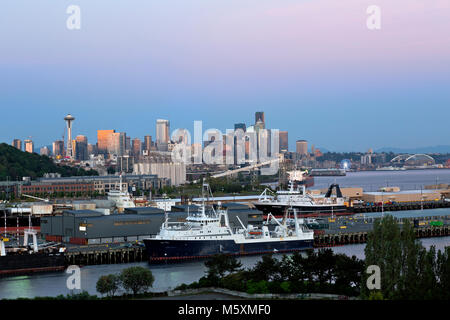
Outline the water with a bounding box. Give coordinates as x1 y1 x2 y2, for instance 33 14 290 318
1 170 449 299
1 237 449 299
311 169 450 192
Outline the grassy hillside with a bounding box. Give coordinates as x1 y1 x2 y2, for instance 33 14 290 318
0 143 98 181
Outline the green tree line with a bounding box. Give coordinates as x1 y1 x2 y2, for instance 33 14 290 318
0 143 98 181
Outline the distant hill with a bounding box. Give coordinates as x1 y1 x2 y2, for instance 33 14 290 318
375 145 450 154
0 143 98 181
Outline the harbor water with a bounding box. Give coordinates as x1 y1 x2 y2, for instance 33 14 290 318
0 236 449 299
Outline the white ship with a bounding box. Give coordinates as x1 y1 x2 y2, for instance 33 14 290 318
255 178 348 217
143 183 314 262
107 175 136 210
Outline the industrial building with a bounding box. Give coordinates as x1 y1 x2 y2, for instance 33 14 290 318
361 189 443 203
40 203 264 245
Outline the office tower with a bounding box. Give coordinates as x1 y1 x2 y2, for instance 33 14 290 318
53 140 65 158
12 139 22 151
296 140 308 156
144 135 152 152
279 131 288 153
132 138 142 158
111 132 127 156
75 135 88 161
125 136 131 152
118 155 134 173
87 143 97 156
24 139 34 153
255 112 265 126
97 130 116 155
40 146 50 156
234 123 246 132
156 119 170 151
64 114 75 160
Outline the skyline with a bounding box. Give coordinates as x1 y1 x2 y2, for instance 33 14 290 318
1 0 449 151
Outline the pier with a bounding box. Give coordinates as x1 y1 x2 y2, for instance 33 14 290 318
64 245 147 266
351 200 450 213
314 212 450 247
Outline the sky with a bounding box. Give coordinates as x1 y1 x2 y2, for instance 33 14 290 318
0 0 449 152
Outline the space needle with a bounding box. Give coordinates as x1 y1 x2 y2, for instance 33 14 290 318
64 114 75 160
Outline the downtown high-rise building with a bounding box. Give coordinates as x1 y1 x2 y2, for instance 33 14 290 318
87 143 97 156
125 136 131 153
143 135 153 152
279 131 288 153
296 140 308 156
75 135 88 161
53 140 65 158
97 130 116 155
234 123 246 132
132 138 142 158
12 139 22 151
111 132 127 156
40 146 50 156
255 112 265 126
156 119 170 151
24 139 34 153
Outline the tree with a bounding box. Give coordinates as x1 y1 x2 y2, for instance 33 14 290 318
96 274 121 297
363 215 403 299
204 254 242 285
436 247 450 300
249 255 282 282
120 266 154 296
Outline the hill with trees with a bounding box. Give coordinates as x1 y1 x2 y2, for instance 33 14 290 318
0 143 98 181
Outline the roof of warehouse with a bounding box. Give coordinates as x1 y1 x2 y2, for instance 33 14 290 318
124 207 165 214
64 210 104 217
364 190 440 196
74 211 187 221
171 204 201 212
360 208 450 219
218 202 251 210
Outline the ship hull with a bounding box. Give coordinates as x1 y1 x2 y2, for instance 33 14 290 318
144 238 313 262
254 203 350 218
0 253 65 277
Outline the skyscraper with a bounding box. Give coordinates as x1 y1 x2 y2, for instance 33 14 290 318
296 140 308 156
12 139 22 151
40 146 50 156
132 138 142 158
53 140 64 158
234 123 246 132
24 139 34 153
144 135 153 152
255 112 265 126
111 132 127 156
156 119 170 151
97 130 116 155
279 131 288 153
75 135 88 161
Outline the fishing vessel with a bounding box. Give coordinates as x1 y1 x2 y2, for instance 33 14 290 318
254 179 348 218
0 215 65 277
143 183 314 262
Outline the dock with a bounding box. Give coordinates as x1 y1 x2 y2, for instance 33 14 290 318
314 210 450 247
64 244 147 266
351 200 450 213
